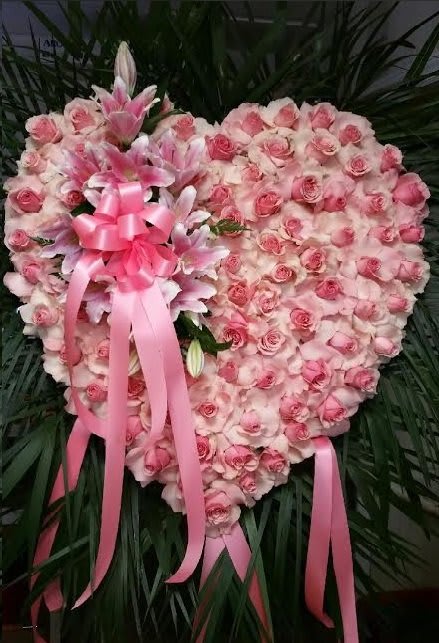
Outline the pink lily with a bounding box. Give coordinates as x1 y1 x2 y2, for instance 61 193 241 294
172 223 229 279
92 76 158 143
148 130 205 190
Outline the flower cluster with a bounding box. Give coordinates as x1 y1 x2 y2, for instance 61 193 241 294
3 51 430 539
126 99 429 536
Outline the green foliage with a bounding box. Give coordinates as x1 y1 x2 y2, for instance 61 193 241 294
175 314 232 356
2 2 439 642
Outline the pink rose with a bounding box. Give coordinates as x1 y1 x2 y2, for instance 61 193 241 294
8 229 31 251
387 294 408 313
290 308 316 333
310 103 336 129
257 328 285 355
219 205 245 235
364 192 389 215
223 318 248 350
224 445 258 473
399 224 424 243
21 260 43 284
302 359 331 390
205 489 233 527
271 263 294 283
228 281 250 306
255 190 283 217
127 377 145 399
283 217 303 240
96 339 110 359
242 110 264 136
86 381 108 403
206 134 237 161
210 184 232 206
397 260 423 282
274 102 299 127
256 370 277 389
328 331 358 354
260 448 286 473
218 360 238 383
279 395 308 422
307 131 340 162
258 232 284 255
345 367 377 392
172 115 195 141
370 226 395 243
300 247 326 273
238 472 257 494
263 135 292 160
339 124 362 145
318 394 347 425
196 435 215 463
126 417 143 446
256 286 280 315
223 253 241 274
331 227 355 247
354 300 378 320
345 154 371 177
291 175 322 204
61 189 85 209
59 343 80 365
242 163 263 182
285 422 310 442
31 304 59 327
144 446 171 476
197 401 218 418
9 188 44 213
356 257 382 279
240 411 261 434
380 144 402 172
393 173 430 208
315 278 343 300
65 99 96 131
323 181 348 212
20 150 47 174
373 337 398 357
25 115 61 144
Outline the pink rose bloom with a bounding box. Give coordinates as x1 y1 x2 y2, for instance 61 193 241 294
271 263 295 283
344 367 378 393
8 229 32 251
21 259 44 284
285 422 310 442
262 135 292 163
370 226 395 244
345 154 371 177
387 293 409 313
290 308 317 334
127 377 146 400
323 181 349 212
328 331 358 354
256 369 278 389
86 380 108 403
222 444 258 476
309 103 336 129
282 217 303 240
380 144 402 172
397 260 423 282
64 98 101 132
339 124 362 145
331 227 355 247
222 314 248 350
20 150 47 174
354 300 378 320
242 163 263 182
210 184 232 207
273 101 299 128
300 247 327 273
219 205 245 235
260 448 287 474
257 328 285 355
218 359 239 383
223 253 242 274
307 130 340 162
318 393 347 426
144 446 172 477
256 284 280 316
356 257 382 279
242 110 264 135
61 189 85 209
9 187 44 213
399 224 424 243
25 115 61 144
204 482 244 534
228 281 251 307
126 417 143 446
291 175 322 204
258 232 284 255
206 133 237 160
196 435 216 464
315 278 343 300
393 173 430 208
31 304 59 327
279 395 309 422
255 190 283 217
373 337 398 357
302 359 331 390
364 192 389 216
172 115 196 141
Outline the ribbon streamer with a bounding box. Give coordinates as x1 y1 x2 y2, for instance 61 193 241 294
305 436 359 643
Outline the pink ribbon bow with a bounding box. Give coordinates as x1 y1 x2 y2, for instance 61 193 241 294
31 182 206 639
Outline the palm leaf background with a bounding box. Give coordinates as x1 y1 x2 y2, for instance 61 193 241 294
2 2 439 641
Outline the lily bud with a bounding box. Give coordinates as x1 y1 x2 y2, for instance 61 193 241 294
114 41 137 96
186 339 204 378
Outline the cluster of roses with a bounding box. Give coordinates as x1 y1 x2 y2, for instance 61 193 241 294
4 56 430 537
126 98 429 535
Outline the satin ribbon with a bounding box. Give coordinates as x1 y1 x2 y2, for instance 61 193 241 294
305 436 358 643
195 523 270 643
31 182 206 639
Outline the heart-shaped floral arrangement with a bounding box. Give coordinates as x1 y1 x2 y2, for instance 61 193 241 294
4 45 430 632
